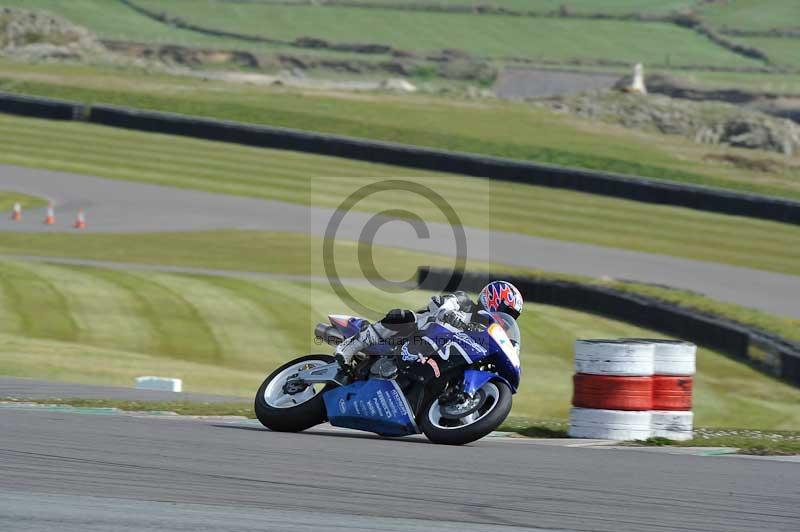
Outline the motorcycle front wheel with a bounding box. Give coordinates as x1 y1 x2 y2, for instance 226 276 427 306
254 354 336 432
420 379 513 445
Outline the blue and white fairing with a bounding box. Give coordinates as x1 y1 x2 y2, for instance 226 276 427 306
411 313 521 392
323 312 522 436
324 379 419 436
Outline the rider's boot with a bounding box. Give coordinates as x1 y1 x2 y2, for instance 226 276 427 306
334 324 384 373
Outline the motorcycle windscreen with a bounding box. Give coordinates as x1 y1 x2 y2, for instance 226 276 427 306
323 379 419 437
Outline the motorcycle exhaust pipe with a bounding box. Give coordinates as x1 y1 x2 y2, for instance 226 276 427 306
315 323 344 347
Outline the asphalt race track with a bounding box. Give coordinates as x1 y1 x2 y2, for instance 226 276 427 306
1 402 798 532
2 164 799 318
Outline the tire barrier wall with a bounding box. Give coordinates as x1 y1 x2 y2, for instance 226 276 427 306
1 94 798 223
416 267 800 387
0 91 85 121
569 339 696 441
83 104 800 225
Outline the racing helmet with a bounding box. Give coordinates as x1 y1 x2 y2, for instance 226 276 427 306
478 280 523 320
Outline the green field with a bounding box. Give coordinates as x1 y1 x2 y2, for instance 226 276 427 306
3 113 800 276
367 0 693 13
1 258 797 429
2 0 762 68
130 0 757 68
730 36 800 67
698 0 800 31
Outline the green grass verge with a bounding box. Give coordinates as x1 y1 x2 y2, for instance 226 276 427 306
639 428 800 455
499 417 569 438
0 231 472 280
3 61 800 201
0 191 47 212
3 113 800 277
1 259 798 429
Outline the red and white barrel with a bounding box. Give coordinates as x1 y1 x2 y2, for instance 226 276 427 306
569 338 696 441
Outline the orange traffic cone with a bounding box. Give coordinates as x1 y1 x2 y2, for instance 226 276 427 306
10 202 21 221
44 203 55 225
74 209 86 230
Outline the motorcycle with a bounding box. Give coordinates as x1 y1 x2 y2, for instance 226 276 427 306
254 311 521 445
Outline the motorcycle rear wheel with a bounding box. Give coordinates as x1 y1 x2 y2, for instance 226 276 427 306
254 354 336 432
420 380 513 445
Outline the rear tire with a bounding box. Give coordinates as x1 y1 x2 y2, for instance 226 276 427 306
254 354 336 432
420 380 513 445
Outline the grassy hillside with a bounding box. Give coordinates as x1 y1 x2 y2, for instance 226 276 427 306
0 258 797 429
1 0 759 68
131 0 758 68
0 0 279 52
3 113 800 276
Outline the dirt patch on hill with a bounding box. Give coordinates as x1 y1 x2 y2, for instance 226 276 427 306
541 91 800 155
0 7 106 61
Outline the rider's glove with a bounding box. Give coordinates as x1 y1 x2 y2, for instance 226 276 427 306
428 294 459 314
438 309 469 330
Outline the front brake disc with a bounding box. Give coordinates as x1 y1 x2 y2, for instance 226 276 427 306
440 389 486 419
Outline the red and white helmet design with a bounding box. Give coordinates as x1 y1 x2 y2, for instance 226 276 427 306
478 281 523 319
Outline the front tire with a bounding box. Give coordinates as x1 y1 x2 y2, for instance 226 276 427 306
420 380 513 445
254 354 336 432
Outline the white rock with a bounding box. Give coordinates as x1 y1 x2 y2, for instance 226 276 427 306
135 376 182 393
380 78 417 92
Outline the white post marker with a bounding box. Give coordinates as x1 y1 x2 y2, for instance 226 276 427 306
135 376 183 393
630 63 647 94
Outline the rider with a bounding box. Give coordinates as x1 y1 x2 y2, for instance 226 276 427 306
334 280 524 380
